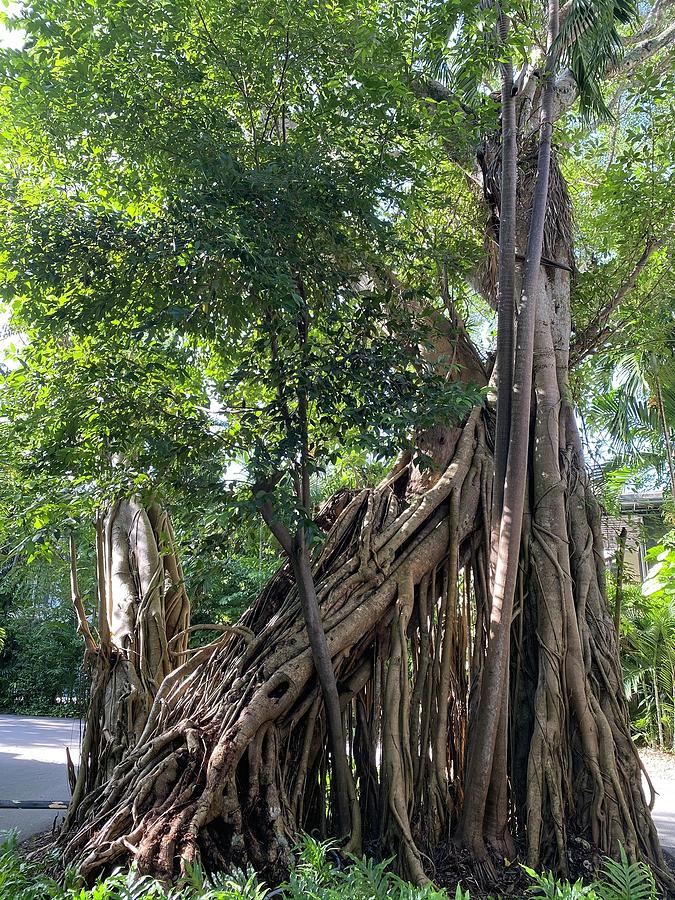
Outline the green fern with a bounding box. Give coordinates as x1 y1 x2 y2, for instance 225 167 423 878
595 847 657 900
523 864 597 899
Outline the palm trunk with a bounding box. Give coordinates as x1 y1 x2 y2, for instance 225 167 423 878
492 7 517 522
484 5 518 854
654 667 664 750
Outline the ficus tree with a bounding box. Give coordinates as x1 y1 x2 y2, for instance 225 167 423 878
0 0 674 890
1 0 484 874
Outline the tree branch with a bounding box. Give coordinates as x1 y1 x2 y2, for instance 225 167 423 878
256 488 294 557
409 76 477 119
570 237 659 365
617 19 675 72
549 5 675 125
628 0 675 41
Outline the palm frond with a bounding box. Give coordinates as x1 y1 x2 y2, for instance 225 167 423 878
551 0 638 120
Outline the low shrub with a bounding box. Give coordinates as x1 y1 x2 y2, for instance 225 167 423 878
0 833 660 900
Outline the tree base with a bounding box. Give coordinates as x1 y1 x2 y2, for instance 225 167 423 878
59 410 668 890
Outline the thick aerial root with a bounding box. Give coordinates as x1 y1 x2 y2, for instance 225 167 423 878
61 411 488 882
61 406 668 889
458 203 668 887
517 455 665 878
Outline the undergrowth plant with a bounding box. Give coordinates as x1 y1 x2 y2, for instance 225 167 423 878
596 848 658 900
0 834 659 900
524 846 658 900
0 834 468 900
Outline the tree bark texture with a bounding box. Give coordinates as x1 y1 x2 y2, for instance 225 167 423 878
60 413 488 882
59 382 665 886
65 499 190 828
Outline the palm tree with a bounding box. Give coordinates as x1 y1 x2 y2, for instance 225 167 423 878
586 347 675 502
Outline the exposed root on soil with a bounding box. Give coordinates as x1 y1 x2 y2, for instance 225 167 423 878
62 410 489 882
60 402 668 889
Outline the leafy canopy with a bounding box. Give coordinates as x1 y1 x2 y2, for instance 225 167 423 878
0 0 485 547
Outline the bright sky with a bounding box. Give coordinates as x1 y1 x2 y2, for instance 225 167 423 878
0 2 22 49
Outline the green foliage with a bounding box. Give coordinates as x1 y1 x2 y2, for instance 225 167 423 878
0 0 485 727
0 0 484 564
1 836 663 900
523 865 597 898
619 561 675 749
0 0 670 552
596 848 657 900
569 59 675 494
616 532 675 747
642 532 675 602
0 834 465 900
579 350 675 493
552 0 637 120
278 836 454 899
0 551 88 715
523 848 658 900
0 830 267 899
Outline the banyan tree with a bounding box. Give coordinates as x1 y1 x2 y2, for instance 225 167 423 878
1 0 674 889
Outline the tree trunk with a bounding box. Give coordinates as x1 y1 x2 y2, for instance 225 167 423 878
460 0 559 856
483 18 518 855
492 5 517 521
65 498 190 829
654 667 664 751
506 148 662 873
290 532 354 839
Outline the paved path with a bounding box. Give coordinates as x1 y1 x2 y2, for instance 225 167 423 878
641 749 675 855
0 715 81 841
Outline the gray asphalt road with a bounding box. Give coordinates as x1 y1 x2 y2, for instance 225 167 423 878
641 752 675 855
0 715 81 841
